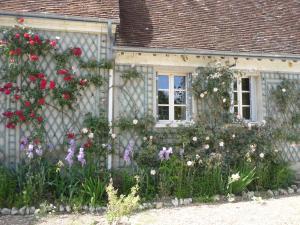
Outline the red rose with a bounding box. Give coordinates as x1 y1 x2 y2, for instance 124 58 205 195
2 111 14 118
84 140 93 148
0 88 4 92
4 83 13 89
67 133 75 139
4 89 11 95
14 94 21 100
24 101 31 107
50 40 57 47
38 98 45 105
37 73 45 79
24 33 30 39
37 116 43 123
29 54 39 62
29 112 35 118
17 18 24 24
18 114 26 122
49 81 56 90
29 75 37 82
62 93 71 100
57 69 69 75
63 75 73 82
15 48 22 55
6 122 16 129
29 40 35 46
9 50 15 56
15 33 20 39
79 79 88 86
15 110 23 116
71 47 82 57
40 79 47 90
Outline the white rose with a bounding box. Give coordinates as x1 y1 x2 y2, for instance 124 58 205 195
232 134 236 139
195 154 200 160
261 120 266 126
223 98 227 103
111 133 116 139
219 141 224 147
204 144 209 149
150 169 156 175
205 136 210 141
133 119 138 125
102 144 107 148
213 87 218 92
149 136 153 140
55 36 60 40
200 93 205 98
192 136 197 142
282 88 286 93
81 128 88 134
88 133 94 139
187 161 193 167
231 173 240 182
143 137 147 141
259 153 265 158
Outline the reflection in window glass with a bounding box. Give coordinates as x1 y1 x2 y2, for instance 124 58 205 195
174 76 186 89
158 75 169 89
174 91 186 104
158 91 169 104
242 93 250 105
158 106 169 120
175 106 186 120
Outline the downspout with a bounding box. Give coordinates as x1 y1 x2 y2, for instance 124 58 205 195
107 20 114 170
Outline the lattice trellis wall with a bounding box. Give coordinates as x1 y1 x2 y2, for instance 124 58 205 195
262 72 300 162
0 28 109 166
112 64 154 167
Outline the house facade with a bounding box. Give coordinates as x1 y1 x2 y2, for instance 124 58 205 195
0 1 299 172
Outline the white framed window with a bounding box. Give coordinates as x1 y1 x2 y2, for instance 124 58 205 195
232 77 257 121
157 74 187 123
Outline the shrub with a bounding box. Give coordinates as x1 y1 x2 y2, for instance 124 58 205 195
106 177 140 224
0 166 17 207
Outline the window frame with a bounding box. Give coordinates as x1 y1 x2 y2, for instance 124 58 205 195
156 73 188 126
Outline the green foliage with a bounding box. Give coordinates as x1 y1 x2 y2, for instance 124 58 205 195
120 67 142 83
106 177 140 224
81 176 108 206
226 168 256 195
0 166 17 207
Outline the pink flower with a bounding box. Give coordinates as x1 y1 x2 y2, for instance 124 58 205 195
29 54 39 62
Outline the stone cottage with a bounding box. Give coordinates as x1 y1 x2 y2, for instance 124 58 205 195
0 0 299 175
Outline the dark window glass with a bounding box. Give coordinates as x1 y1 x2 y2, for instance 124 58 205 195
233 80 237 90
234 107 238 114
158 75 169 89
242 78 250 91
242 107 251 119
174 76 186 89
234 92 238 105
174 106 186 120
174 91 186 104
158 91 169 104
158 106 169 120
242 93 250 105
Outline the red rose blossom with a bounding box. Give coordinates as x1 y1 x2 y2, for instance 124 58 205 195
15 33 20 39
37 73 45 79
57 69 69 75
14 94 21 100
24 33 30 39
17 18 24 24
15 48 22 56
15 110 23 116
84 140 93 148
62 93 71 100
67 133 75 139
49 81 56 90
2 111 14 118
50 40 57 47
38 98 45 105
24 101 31 107
40 79 47 90
4 83 13 89
6 122 16 129
63 75 73 82
29 54 39 62
29 40 35 46
29 75 37 82
37 116 43 123
4 89 11 95
18 114 26 122
71 47 82 57
29 112 35 118
79 79 88 86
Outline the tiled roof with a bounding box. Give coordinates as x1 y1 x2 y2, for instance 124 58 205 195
116 0 300 55
0 0 119 21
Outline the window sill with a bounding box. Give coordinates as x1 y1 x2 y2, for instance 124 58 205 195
155 120 193 128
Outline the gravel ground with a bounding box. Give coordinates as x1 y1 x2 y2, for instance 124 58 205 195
1 196 300 225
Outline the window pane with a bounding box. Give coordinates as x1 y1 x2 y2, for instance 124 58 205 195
174 91 186 104
242 93 250 105
242 78 250 91
174 106 186 120
174 76 186 89
242 107 251 119
234 106 238 114
158 106 169 120
158 90 169 104
158 75 169 89
234 92 238 105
